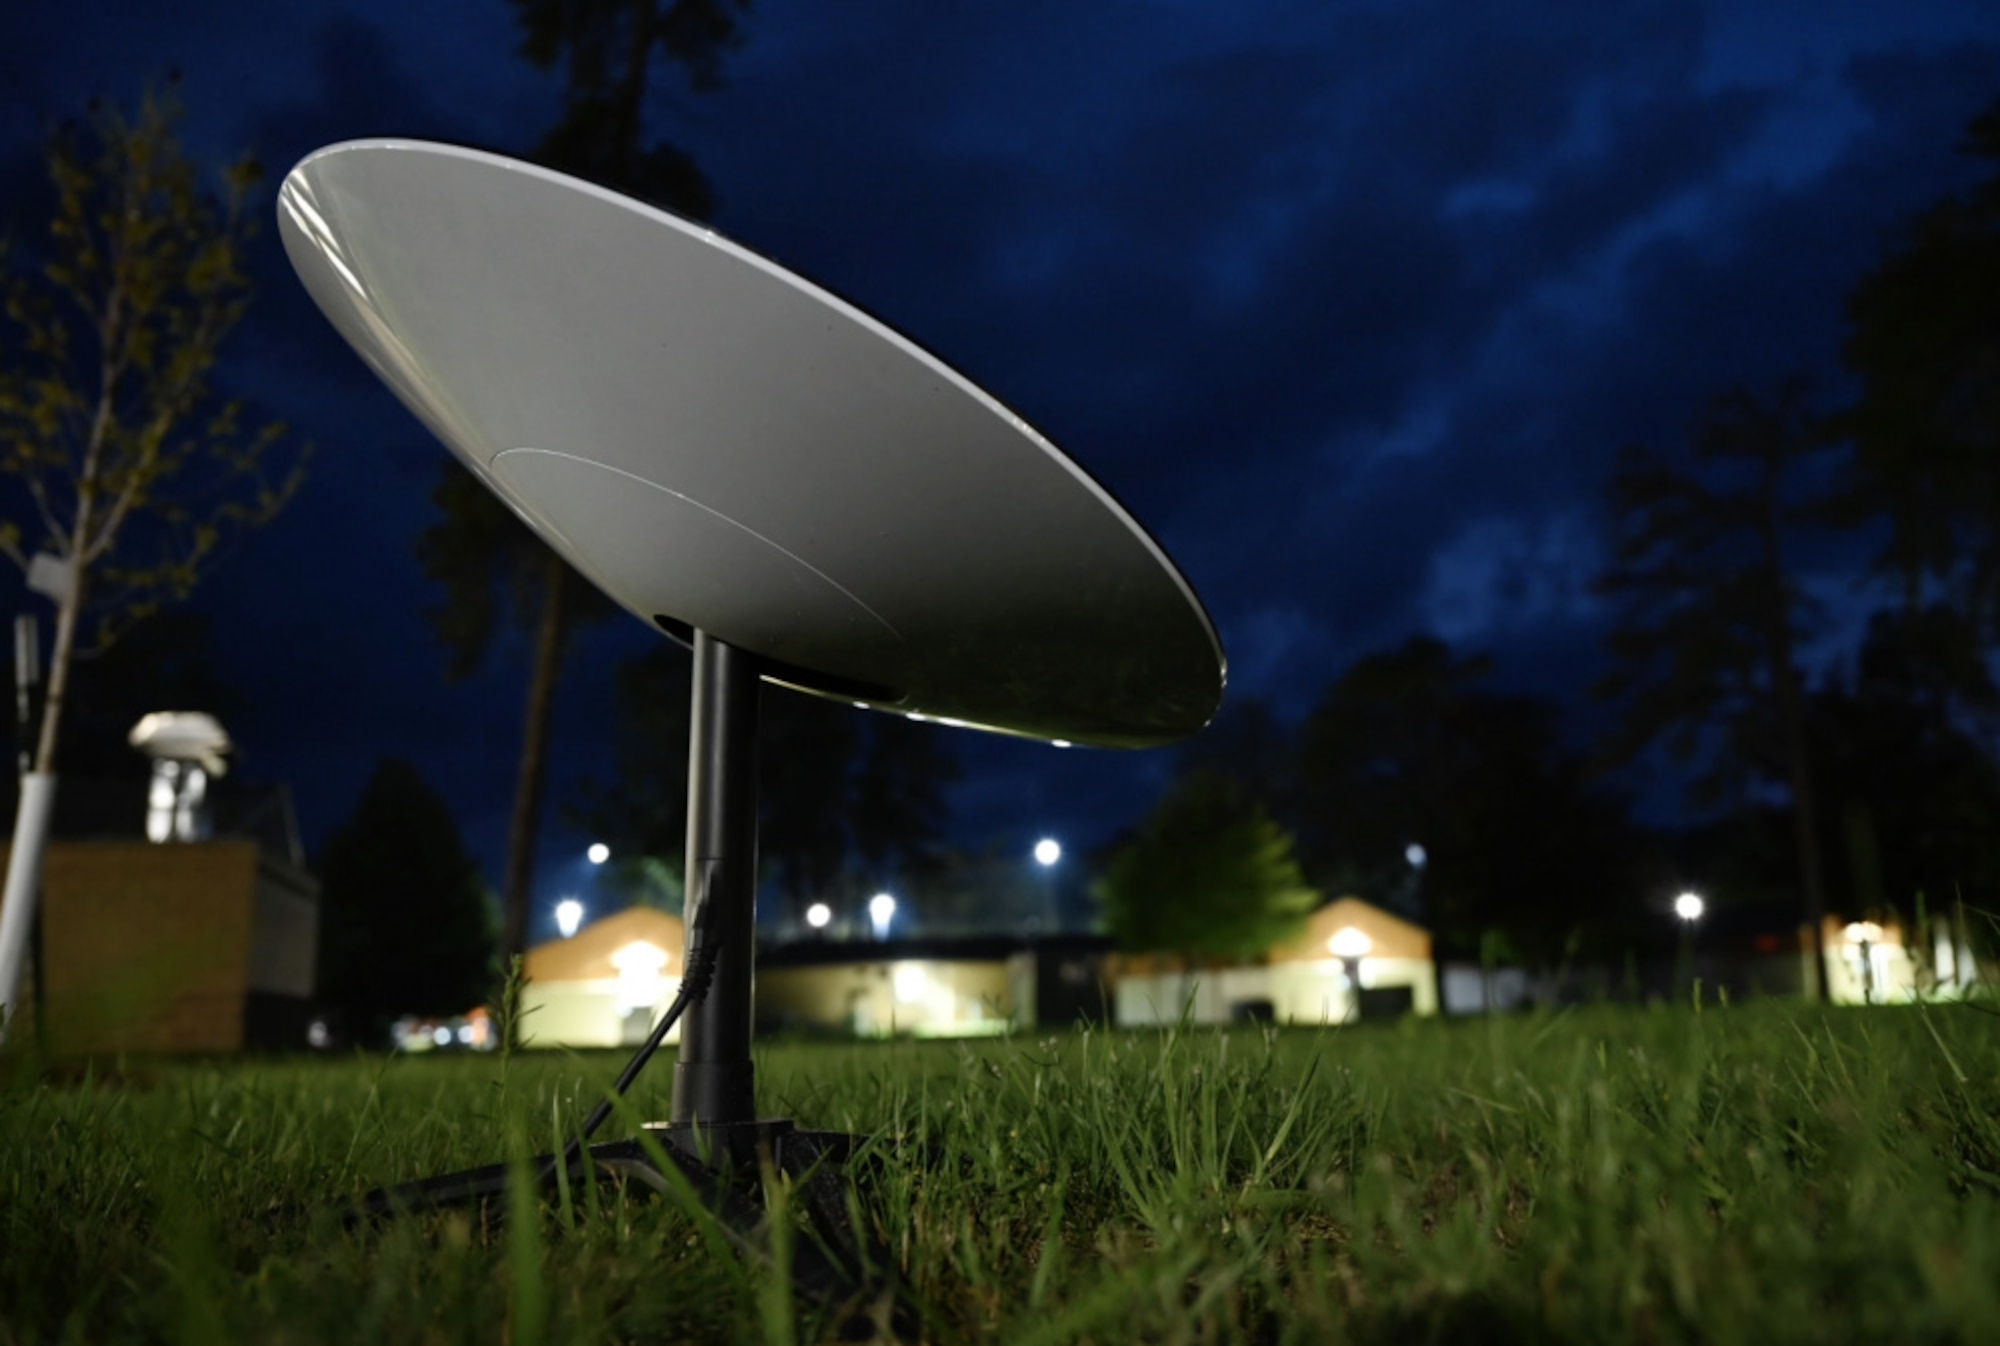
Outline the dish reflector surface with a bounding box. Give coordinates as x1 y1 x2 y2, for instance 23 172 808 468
280 141 1223 746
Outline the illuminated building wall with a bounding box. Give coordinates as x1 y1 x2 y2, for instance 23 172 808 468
520 906 686 1048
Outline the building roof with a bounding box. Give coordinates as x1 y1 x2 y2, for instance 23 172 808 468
759 932 1111 970
1270 896 1432 964
524 906 685 983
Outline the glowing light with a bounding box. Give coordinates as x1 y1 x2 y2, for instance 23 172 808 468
432 1025 453 1047
1674 892 1705 922
1051 739 1072 749
869 892 897 941
1034 838 1062 867
610 940 671 1012
587 842 610 865
893 962 929 1004
611 940 668 974
1405 842 1427 869
146 768 176 843
555 898 585 938
806 902 832 929
1843 920 1883 945
145 760 211 843
1328 927 1373 959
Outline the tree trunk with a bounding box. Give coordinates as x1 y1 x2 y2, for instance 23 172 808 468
0 554 89 1029
1774 660 1831 1000
32 558 88 775
499 551 571 964
1758 455 1830 1001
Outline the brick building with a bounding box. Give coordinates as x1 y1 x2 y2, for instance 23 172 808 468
2 778 318 1054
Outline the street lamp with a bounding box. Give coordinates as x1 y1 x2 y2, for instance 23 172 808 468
555 897 584 938
587 842 610 866
806 901 832 934
1329 927 1373 959
1032 837 1062 932
1401 842 1427 912
869 892 897 942
1844 920 1883 1004
1328 926 1372 1022
1673 891 1704 995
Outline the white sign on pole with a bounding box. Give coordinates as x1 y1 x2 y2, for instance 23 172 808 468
25 553 72 604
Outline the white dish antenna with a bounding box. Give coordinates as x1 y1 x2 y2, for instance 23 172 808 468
277 140 1224 747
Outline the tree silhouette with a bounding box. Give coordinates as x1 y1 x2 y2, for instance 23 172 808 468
576 640 958 930
756 689 860 927
1811 608 2000 919
314 758 495 1043
418 0 751 966
1295 636 1642 965
1096 770 1317 963
1293 638 1492 914
512 0 750 216
566 640 692 911
1178 696 1296 826
849 715 962 891
1841 94 2000 618
1594 382 1838 995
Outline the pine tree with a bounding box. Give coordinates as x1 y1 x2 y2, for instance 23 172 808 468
1595 381 1837 995
1096 771 1318 963
1841 94 2000 617
314 759 495 1042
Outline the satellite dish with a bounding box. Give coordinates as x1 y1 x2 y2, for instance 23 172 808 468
277 140 1223 747
277 141 1225 1317
127 711 232 775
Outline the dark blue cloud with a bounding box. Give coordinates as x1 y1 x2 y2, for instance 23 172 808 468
3 0 1998 886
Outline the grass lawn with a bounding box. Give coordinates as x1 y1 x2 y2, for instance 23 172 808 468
3 999 1998 1343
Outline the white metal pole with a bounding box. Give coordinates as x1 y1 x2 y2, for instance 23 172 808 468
0 771 59 1037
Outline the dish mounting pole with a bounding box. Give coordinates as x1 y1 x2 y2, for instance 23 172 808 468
672 630 760 1128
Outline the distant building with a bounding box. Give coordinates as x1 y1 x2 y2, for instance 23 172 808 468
520 906 687 1047
2 758 315 1055
2 838 317 1053
1811 914 1978 1005
1107 896 1439 1027
756 934 1111 1037
518 899 1447 1045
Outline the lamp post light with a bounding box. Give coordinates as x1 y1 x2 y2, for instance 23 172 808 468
586 842 610 866
868 892 897 942
1401 841 1426 913
1673 891 1704 995
1844 920 1883 1005
1032 837 1061 932
805 901 832 939
1328 926 1372 1023
555 897 585 939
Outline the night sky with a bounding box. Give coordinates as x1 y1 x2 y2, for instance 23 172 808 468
4 2 1999 936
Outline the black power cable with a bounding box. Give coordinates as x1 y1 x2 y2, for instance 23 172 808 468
541 931 720 1182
